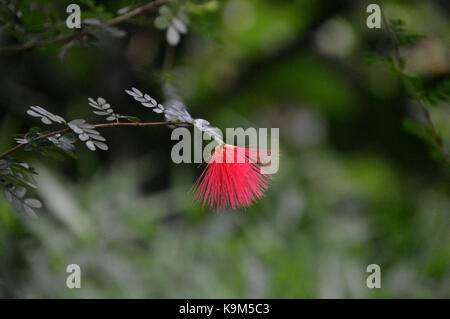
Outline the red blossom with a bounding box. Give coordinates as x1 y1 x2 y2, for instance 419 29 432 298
193 144 272 210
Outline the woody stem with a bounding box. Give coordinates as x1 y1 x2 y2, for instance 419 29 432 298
0 120 181 160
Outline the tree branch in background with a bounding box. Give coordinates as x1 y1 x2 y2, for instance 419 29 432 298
381 4 449 165
0 0 171 54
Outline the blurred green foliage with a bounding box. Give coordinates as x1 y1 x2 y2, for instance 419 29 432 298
0 0 449 298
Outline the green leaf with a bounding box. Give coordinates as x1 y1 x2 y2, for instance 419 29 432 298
154 16 170 30
159 6 173 20
403 120 434 144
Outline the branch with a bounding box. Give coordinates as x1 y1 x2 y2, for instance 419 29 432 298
380 2 402 70
0 120 179 159
381 4 449 165
0 0 171 54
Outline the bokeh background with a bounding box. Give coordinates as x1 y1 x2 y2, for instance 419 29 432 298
0 0 449 298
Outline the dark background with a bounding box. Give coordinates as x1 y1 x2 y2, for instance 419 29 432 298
0 0 448 298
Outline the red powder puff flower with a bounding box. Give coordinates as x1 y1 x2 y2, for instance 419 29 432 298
193 144 272 210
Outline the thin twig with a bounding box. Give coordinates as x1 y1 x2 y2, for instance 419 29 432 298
380 1 402 70
0 120 179 160
0 0 170 54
